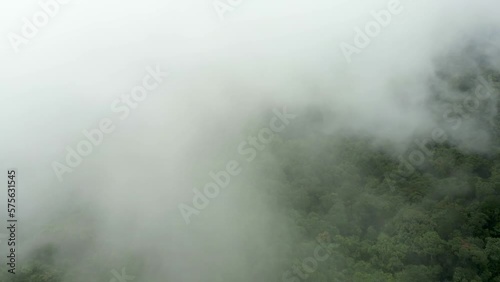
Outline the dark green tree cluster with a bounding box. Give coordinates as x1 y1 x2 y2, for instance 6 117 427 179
267 129 500 281
3 47 499 282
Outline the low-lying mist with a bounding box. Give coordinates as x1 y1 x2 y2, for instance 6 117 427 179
0 0 499 281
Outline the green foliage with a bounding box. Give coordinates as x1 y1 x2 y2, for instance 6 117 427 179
267 108 500 281
7 70 500 282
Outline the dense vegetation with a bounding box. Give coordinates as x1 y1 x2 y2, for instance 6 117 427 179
3 56 500 282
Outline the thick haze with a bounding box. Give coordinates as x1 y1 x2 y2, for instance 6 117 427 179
0 0 499 281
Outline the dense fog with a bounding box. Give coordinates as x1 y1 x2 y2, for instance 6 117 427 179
0 0 499 281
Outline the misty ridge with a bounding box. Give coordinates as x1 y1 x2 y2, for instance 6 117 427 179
0 0 500 281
